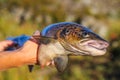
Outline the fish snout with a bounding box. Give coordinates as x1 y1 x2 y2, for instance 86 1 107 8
98 41 109 49
87 40 109 50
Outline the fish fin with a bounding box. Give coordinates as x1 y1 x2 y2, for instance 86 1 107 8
54 56 69 72
28 65 34 72
31 30 41 44
39 37 57 44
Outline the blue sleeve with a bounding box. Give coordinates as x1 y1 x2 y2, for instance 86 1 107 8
6 35 30 51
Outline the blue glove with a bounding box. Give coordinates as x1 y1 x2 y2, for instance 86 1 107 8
6 35 30 51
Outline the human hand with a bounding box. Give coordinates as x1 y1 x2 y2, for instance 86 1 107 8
19 40 38 65
0 31 53 71
0 39 38 71
16 31 41 65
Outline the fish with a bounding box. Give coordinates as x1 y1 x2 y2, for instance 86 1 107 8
32 22 109 72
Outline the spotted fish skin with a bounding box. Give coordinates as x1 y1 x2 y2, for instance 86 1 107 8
41 22 91 38
36 22 109 72
41 22 105 44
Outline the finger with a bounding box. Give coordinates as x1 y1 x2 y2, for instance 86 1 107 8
3 40 14 46
0 40 14 51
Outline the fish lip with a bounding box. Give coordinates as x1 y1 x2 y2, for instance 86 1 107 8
88 44 106 50
77 39 109 56
80 40 109 50
66 40 108 56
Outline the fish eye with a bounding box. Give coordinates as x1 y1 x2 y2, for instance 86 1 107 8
82 31 89 38
65 29 71 35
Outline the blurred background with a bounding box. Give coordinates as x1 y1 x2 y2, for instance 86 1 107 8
0 0 120 80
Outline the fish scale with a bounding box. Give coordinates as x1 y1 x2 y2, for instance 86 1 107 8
41 22 84 38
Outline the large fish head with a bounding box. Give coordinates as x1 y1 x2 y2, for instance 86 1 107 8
41 22 109 56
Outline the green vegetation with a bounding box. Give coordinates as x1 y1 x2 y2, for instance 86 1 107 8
0 0 120 80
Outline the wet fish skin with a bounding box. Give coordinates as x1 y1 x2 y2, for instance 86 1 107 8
32 22 109 72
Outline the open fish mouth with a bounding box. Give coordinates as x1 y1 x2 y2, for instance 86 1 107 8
87 40 109 50
75 40 109 56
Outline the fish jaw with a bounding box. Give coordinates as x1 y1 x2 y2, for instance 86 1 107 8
75 40 109 56
87 40 109 56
